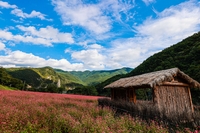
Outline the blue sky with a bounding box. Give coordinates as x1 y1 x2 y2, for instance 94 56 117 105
0 0 200 71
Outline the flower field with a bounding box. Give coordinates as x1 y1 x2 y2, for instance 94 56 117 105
0 90 192 133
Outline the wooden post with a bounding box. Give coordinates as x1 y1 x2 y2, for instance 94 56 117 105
126 88 128 101
153 87 160 110
111 88 114 100
127 88 130 102
187 87 194 113
133 89 136 104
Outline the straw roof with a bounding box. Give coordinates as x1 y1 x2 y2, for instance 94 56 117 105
104 68 200 89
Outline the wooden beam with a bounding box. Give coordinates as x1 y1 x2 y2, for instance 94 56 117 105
163 82 189 87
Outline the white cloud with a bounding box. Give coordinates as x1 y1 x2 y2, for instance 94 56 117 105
70 39 146 69
99 0 135 21
1 0 200 71
0 1 17 9
52 0 135 35
64 48 72 53
0 29 51 46
135 0 200 49
0 41 6 50
11 9 52 21
87 44 103 50
71 49 105 69
103 0 200 69
0 1 51 21
17 25 74 44
11 19 23 23
105 38 147 68
0 50 84 71
67 0 200 70
0 30 13 40
142 0 155 6
0 26 74 46
52 0 111 35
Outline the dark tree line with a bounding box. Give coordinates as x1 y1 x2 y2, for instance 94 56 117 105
0 67 24 89
67 86 98 96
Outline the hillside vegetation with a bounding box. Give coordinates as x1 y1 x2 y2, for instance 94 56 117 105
0 67 23 89
97 32 200 102
69 68 132 85
128 32 200 80
1 66 131 93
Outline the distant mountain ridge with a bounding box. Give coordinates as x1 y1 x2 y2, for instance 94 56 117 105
68 67 133 85
5 67 132 90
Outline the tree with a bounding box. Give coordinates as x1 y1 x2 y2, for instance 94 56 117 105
68 86 98 96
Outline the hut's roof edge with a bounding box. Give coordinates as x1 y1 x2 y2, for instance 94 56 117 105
104 68 200 89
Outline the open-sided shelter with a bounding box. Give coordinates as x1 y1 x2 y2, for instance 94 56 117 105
104 68 200 116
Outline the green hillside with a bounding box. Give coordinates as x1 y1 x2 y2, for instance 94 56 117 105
69 67 132 85
3 66 132 93
54 69 86 87
96 32 200 102
99 32 200 86
128 32 200 81
7 68 42 87
6 67 81 89
0 84 17 90
128 32 200 104
32 67 59 82
0 67 23 89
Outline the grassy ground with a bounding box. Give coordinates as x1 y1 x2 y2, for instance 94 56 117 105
0 90 171 133
0 85 16 90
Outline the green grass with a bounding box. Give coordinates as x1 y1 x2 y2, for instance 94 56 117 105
0 85 17 90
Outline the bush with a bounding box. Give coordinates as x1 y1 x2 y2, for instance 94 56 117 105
68 86 98 96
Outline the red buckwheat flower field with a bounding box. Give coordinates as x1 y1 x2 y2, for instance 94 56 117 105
0 90 172 132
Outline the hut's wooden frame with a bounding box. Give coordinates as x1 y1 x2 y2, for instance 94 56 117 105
105 68 200 115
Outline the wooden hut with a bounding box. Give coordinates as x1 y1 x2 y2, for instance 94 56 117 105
104 68 200 116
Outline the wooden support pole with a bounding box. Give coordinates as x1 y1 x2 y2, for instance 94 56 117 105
153 87 160 111
187 87 194 113
133 89 136 104
126 88 128 101
111 88 114 100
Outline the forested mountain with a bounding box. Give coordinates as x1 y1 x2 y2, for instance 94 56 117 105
128 32 200 81
0 66 132 93
96 32 200 102
68 67 132 86
0 67 23 89
99 32 200 86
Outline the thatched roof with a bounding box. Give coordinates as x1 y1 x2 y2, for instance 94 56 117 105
104 68 200 89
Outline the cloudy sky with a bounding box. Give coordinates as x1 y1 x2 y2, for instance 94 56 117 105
0 0 200 71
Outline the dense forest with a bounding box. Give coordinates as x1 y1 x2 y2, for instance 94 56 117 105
0 67 23 89
128 32 200 80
